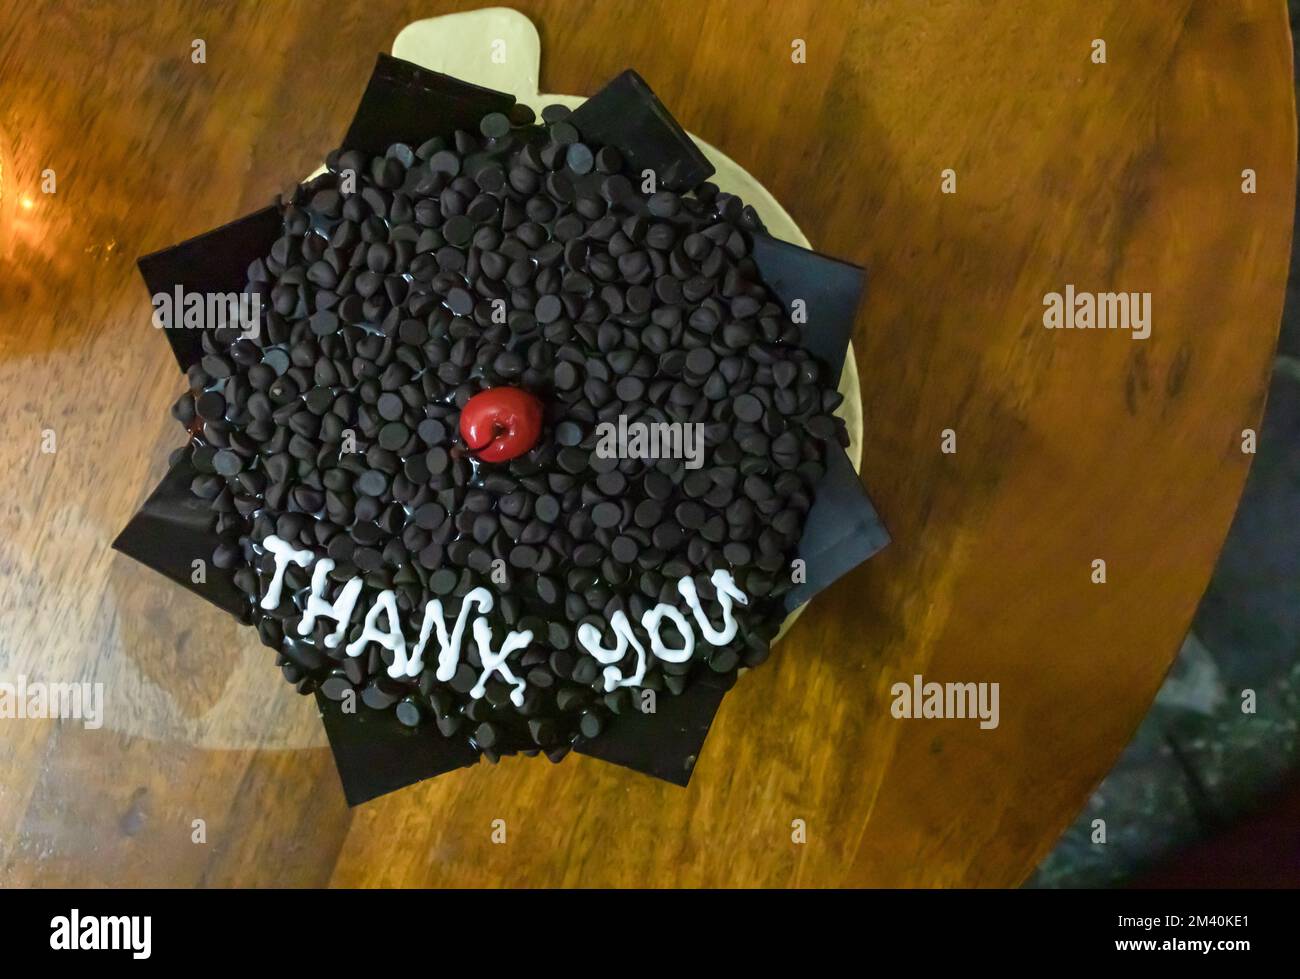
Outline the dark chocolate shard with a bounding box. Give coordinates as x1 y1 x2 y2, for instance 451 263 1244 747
570 70 714 192
749 233 887 608
750 232 865 379
342 54 515 155
785 443 890 611
111 453 251 620
573 674 731 786
317 690 480 806
137 205 282 373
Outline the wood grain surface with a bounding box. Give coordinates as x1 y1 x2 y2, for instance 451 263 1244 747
0 0 1293 888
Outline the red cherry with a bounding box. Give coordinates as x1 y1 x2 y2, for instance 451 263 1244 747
459 387 544 463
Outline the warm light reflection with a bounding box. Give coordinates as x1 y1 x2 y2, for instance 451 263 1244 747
0 126 60 269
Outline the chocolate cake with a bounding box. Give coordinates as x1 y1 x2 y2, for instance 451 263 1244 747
118 59 888 799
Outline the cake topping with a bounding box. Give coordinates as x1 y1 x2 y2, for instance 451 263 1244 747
459 386 544 462
260 534 748 705
170 97 849 758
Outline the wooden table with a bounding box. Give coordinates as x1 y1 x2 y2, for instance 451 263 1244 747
0 0 1293 887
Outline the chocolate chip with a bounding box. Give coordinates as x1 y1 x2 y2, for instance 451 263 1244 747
417 418 447 445
357 470 388 496
554 361 580 390
579 711 604 738
565 142 594 175
430 568 458 595
535 294 563 324
534 574 560 604
396 698 422 726
447 286 475 316
474 721 499 748
195 391 225 422
554 420 583 446
429 149 460 176
443 215 473 246
362 680 403 710
479 112 511 139
212 449 243 476
535 494 562 523
309 310 340 337
591 502 621 528
321 675 353 701
378 422 409 451
646 191 680 217
426 447 449 474
414 502 447 529
549 121 579 145
733 393 763 423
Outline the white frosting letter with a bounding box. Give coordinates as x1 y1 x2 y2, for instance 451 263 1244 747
259 534 314 609
577 611 648 691
469 618 532 706
641 604 695 664
405 587 494 681
296 559 363 648
676 570 749 645
345 590 406 665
